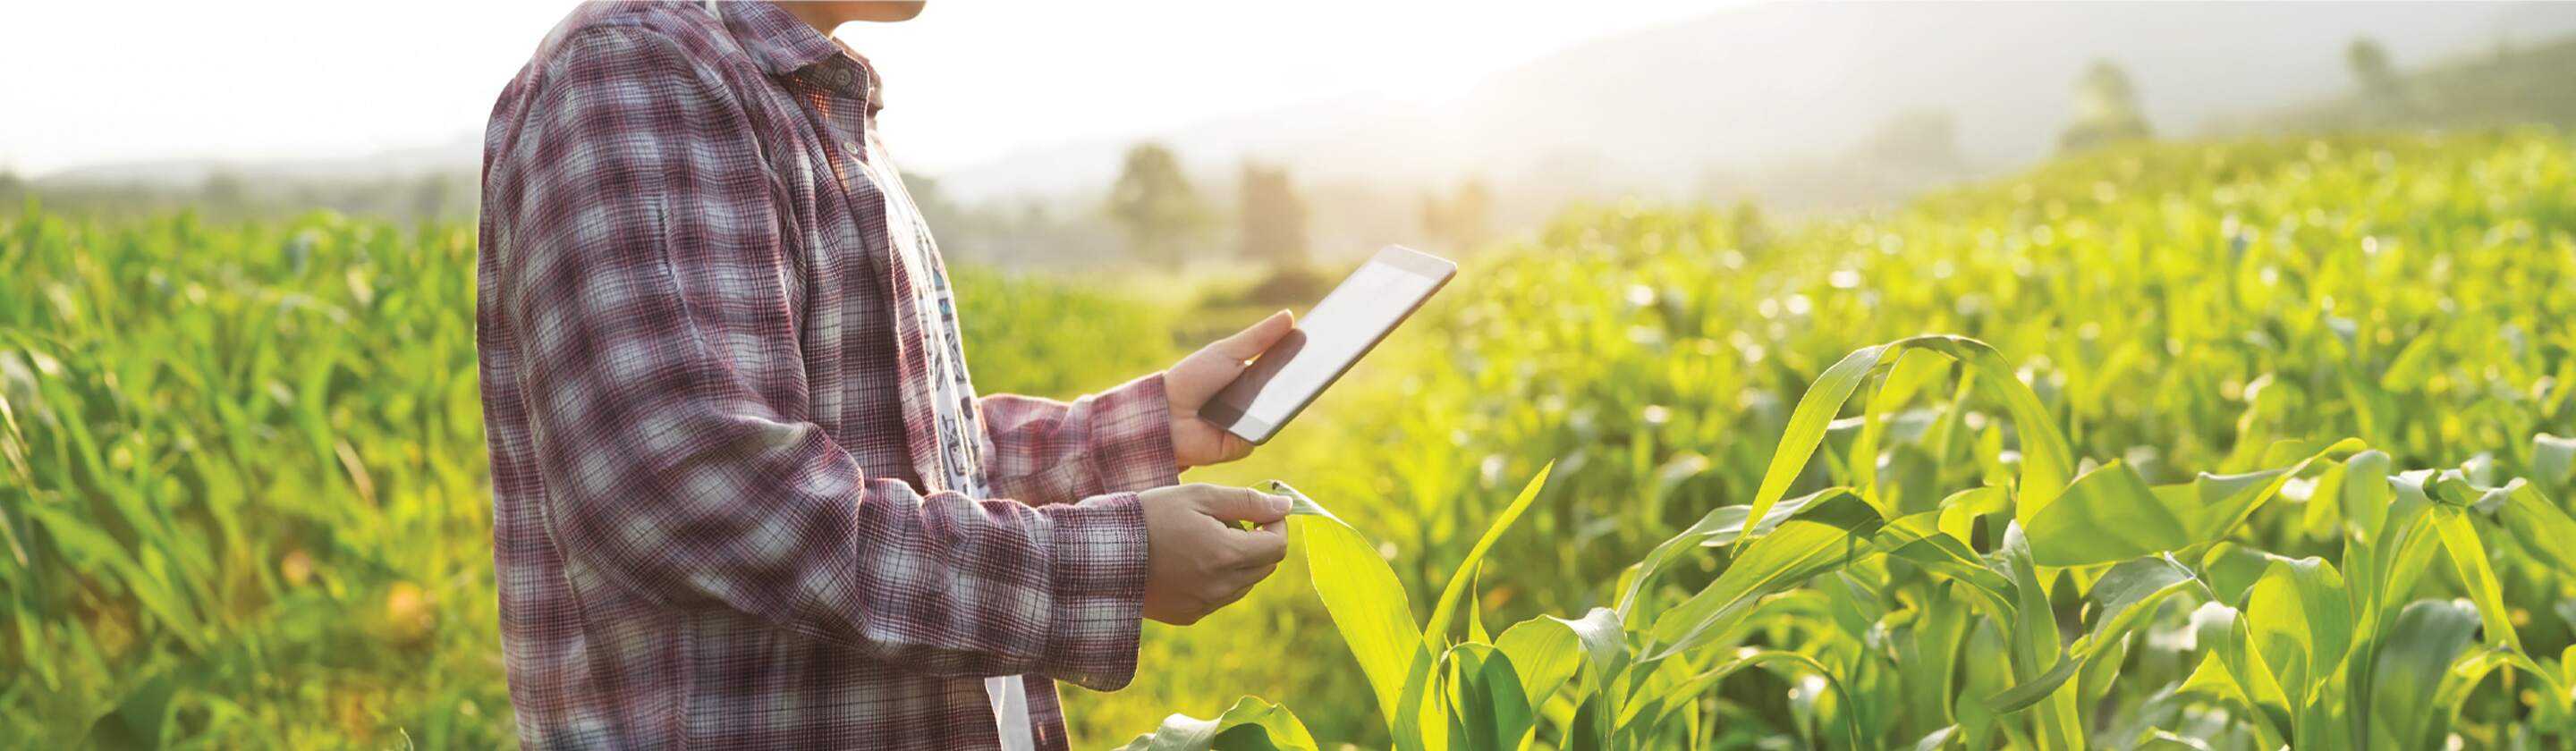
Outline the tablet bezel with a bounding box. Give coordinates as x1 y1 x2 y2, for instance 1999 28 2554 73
1201 245 1455 445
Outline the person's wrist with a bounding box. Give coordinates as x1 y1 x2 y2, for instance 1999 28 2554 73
1090 372 1182 486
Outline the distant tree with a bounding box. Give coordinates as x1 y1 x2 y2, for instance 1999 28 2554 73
1858 109 1965 173
1729 199 1770 256
1106 142 1211 267
2346 38 2395 94
0 171 21 205
1236 162 1309 265
1420 178 1492 252
2058 60 2154 154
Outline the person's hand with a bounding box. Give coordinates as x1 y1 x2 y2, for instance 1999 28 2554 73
1165 310 1295 468
1138 484 1291 625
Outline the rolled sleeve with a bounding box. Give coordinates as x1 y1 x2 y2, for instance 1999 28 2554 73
1036 492 1151 689
981 373 1182 507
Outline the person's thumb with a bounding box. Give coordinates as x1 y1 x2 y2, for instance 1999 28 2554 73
1198 485 1292 526
1206 309 1294 362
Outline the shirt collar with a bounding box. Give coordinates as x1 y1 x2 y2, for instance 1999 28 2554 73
723 2 884 113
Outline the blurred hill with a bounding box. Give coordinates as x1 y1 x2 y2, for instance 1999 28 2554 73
9 137 483 222
931 3 2576 206
13 2 2575 261
2211 28 2576 134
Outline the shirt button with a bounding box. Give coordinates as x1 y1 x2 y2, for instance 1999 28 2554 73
843 140 862 155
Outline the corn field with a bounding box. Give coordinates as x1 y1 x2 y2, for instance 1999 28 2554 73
6 129 2576 749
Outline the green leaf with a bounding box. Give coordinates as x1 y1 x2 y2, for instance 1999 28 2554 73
1276 482 1429 743
2341 451 2393 540
2536 433 2575 486
2365 600 2480 750
2489 480 2576 579
1739 343 1888 543
1987 555 2199 713
1875 513 2015 613
1442 645 1535 751
2186 602 2292 747
1738 336 2073 544
1620 649 1866 750
1853 350 1948 512
1114 696 1319 751
2026 440 2360 567
1425 463 1554 646
1493 607 1623 708
2021 460 2178 566
1642 494 1885 662
1935 485 2010 544
1616 486 1850 619
2430 508 2520 651
1996 523 2085 751
2241 556 2353 710
1465 565 1491 646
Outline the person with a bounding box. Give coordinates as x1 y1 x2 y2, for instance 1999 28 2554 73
474 2 1299 747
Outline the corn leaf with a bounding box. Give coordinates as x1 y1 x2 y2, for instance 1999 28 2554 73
2026 439 2360 567
2241 556 2352 712
1424 463 1555 646
1114 696 1319 751
1642 494 1885 662
1738 335 2073 544
1493 607 1623 709
1441 645 1534 751
2365 600 2481 751
1275 481 1431 745
1987 554 2199 713
2536 433 2575 487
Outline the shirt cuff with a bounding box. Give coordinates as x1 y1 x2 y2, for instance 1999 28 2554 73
1086 373 1182 493
1038 492 1150 690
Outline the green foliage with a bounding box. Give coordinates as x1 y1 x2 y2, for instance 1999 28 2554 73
1107 129 2576 748
1156 330 2576 749
0 212 1173 747
12 128 2576 748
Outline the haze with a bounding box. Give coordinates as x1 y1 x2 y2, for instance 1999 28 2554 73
0 0 1723 178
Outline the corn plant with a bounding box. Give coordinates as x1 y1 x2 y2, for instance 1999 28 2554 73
1124 334 2576 749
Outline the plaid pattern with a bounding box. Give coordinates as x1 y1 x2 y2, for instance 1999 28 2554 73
475 3 1181 747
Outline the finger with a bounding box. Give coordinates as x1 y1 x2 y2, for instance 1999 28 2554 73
1208 433 1251 465
1228 539 1284 570
1205 309 1294 362
1212 566 1276 608
1230 523 1289 566
1196 485 1292 526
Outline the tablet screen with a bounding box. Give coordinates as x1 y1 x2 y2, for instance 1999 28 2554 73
1208 246 1454 443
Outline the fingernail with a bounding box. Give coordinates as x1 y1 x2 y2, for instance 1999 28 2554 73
1269 495 1292 514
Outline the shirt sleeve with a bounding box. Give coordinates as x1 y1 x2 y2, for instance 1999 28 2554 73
979 376 1184 509
494 28 1145 690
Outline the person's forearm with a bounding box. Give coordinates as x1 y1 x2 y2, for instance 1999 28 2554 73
980 373 1182 507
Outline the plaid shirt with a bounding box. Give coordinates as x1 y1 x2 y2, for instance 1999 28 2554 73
475 3 1179 747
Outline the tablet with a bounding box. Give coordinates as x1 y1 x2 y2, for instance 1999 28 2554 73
1204 245 1456 444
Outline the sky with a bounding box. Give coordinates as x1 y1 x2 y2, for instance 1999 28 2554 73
0 0 1725 179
